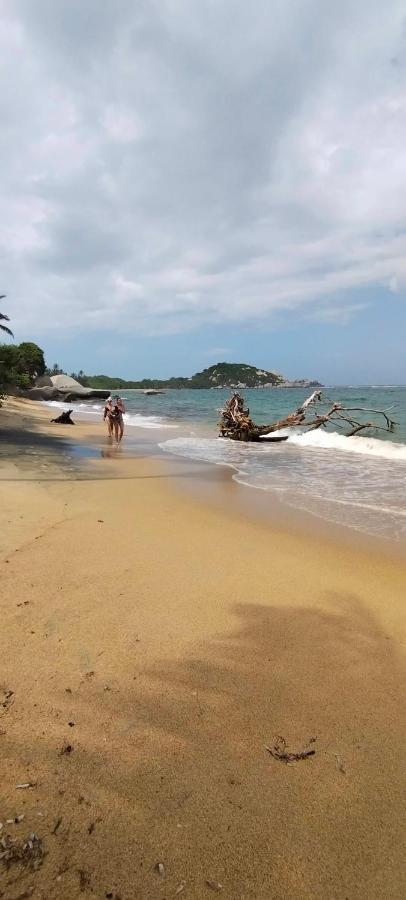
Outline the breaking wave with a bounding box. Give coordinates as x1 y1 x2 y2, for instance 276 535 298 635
41 400 177 429
159 433 406 540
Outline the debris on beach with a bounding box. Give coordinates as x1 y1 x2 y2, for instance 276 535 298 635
59 742 74 755
51 818 62 835
206 879 223 891
78 868 91 892
16 782 36 790
335 753 346 774
0 688 14 715
266 735 317 764
50 409 75 425
155 861 166 877
176 882 186 894
219 390 399 442
0 833 45 871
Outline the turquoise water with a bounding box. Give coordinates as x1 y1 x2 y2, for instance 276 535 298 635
44 386 406 541
117 386 406 444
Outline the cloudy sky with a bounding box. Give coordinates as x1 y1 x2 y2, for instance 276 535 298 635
1 0 406 382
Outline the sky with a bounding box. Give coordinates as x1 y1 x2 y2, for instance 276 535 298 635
1 0 406 384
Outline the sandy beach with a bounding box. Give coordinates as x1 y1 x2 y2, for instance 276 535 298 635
1 399 405 900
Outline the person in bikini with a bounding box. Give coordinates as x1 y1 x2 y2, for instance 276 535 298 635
103 397 114 438
110 395 125 442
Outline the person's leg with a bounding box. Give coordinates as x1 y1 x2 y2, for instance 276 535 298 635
114 420 120 442
118 415 124 442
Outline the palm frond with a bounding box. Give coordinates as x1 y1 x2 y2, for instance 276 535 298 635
0 313 13 337
0 323 14 336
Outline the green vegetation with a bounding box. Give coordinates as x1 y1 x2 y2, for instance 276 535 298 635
46 362 66 376
187 362 284 388
0 341 46 390
70 362 285 390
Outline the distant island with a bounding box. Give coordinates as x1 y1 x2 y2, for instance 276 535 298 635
1 349 322 403
67 362 323 391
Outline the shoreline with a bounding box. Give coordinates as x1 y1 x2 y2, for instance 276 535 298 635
1 398 406 898
15 396 406 560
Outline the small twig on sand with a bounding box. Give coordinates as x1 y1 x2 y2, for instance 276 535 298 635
266 736 316 763
51 818 62 835
0 689 14 716
192 690 204 717
335 753 346 774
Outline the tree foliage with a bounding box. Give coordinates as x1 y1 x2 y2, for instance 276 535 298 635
17 342 46 379
45 362 65 376
0 341 46 390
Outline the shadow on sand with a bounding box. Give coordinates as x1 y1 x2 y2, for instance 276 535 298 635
2 594 405 899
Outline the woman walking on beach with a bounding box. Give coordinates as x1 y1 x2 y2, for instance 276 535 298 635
110 395 125 443
103 397 114 438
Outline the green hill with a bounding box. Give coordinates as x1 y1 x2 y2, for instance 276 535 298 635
73 362 285 390
70 362 321 390
187 362 284 388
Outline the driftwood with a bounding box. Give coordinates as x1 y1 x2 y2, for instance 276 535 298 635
219 391 398 442
266 735 317 763
50 410 75 425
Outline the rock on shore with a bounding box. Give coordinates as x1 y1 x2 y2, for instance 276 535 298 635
26 374 109 402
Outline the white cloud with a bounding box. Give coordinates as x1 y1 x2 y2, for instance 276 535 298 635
1 0 406 339
114 274 145 298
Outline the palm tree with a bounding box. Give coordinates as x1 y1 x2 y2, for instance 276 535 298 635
0 295 13 337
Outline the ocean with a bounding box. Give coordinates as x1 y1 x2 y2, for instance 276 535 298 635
44 386 406 542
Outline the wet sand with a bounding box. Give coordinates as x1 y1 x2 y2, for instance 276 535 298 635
1 399 405 899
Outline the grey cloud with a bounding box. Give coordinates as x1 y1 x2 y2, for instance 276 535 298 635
2 0 406 337
34 215 129 272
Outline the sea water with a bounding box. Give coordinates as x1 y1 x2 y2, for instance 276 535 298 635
44 386 406 541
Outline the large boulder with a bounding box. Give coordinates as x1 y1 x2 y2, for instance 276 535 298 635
30 374 109 401
50 374 90 394
25 386 60 400
35 375 53 388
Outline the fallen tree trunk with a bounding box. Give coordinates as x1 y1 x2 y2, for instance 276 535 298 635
50 410 75 425
218 392 398 442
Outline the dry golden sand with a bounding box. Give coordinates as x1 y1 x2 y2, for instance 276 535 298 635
0 399 405 899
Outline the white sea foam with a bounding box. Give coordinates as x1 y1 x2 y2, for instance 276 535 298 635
44 400 102 414
159 435 406 540
41 400 177 429
266 427 406 460
124 413 178 429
